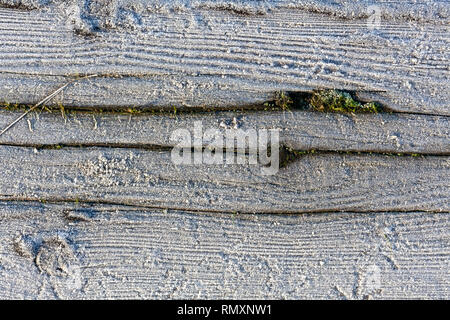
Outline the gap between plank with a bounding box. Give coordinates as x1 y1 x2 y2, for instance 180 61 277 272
0 197 448 216
0 142 448 157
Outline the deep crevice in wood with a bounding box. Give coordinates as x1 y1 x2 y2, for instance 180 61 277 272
0 141 448 157
1 87 436 116
278 147 450 169
0 197 448 215
0 70 447 116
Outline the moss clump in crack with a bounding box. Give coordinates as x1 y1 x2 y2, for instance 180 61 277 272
2 102 22 112
309 90 381 113
274 91 293 110
264 91 293 111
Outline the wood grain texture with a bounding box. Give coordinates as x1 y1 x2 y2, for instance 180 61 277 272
0 109 448 154
0 0 448 300
0 201 448 299
0 145 448 213
0 1 448 114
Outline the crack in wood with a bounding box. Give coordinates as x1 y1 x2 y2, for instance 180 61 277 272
1 198 449 215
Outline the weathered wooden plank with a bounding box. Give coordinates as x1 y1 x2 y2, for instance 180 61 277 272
0 145 448 212
0 0 447 301
0 1 448 114
0 109 448 154
0 201 448 299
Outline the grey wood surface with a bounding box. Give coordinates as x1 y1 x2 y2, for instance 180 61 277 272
0 145 448 213
0 0 448 300
0 1 448 114
0 201 448 299
0 109 449 154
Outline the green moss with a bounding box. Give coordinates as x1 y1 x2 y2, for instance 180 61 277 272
2 102 24 112
273 91 293 110
38 144 63 150
309 90 380 113
263 91 293 110
2 101 71 116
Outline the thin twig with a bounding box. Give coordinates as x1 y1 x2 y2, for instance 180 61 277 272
0 74 98 137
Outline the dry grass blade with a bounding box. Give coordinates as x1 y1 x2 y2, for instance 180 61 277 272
0 75 97 137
